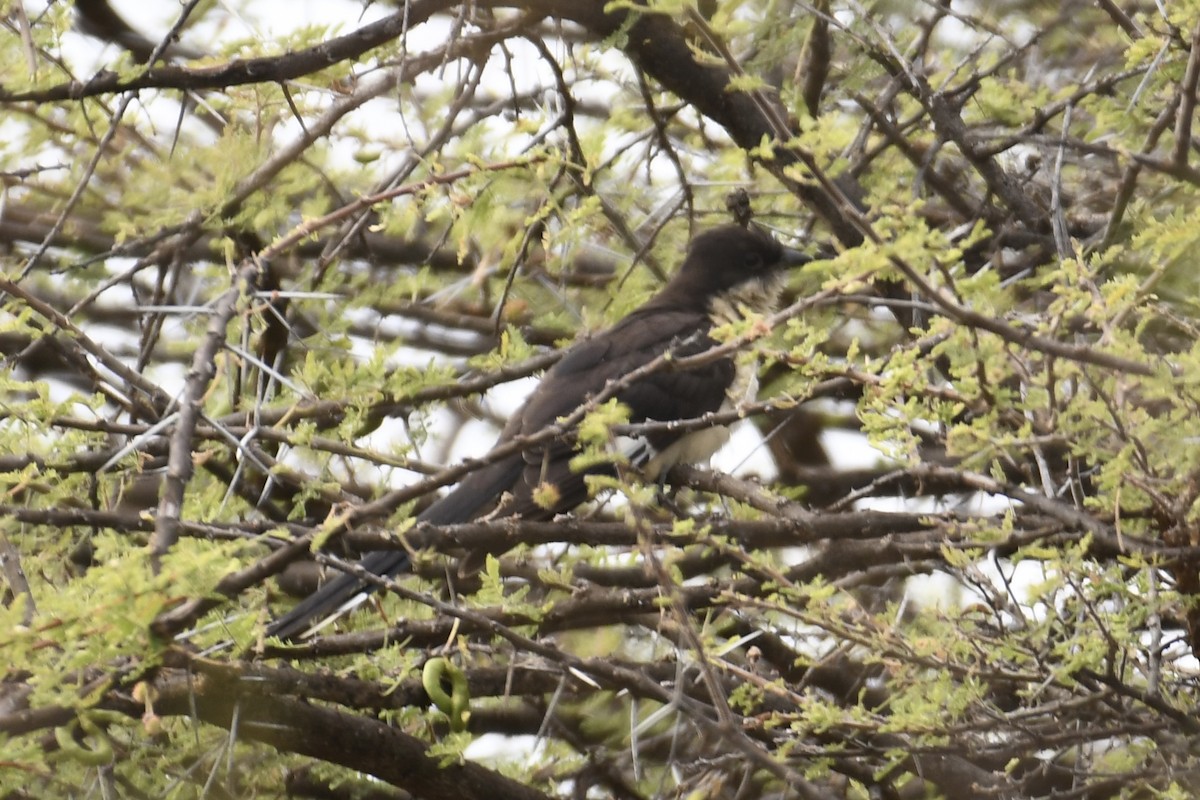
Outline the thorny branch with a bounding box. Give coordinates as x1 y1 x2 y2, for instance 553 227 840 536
3 2 1200 799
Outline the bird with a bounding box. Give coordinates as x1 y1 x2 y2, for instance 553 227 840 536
267 223 810 640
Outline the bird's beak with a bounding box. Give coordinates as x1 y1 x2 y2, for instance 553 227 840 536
779 245 812 268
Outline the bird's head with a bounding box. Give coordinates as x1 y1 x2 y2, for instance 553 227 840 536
661 224 810 309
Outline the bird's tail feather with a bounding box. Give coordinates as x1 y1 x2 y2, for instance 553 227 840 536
265 549 411 640
266 454 525 640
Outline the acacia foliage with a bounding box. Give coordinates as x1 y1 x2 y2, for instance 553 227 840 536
2 1 1200 798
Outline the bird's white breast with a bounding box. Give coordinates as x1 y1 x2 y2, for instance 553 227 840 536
638 274 782 480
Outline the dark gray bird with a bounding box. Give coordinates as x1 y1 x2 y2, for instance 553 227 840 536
268 223 809 639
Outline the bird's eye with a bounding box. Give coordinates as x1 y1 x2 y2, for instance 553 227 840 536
745 251 763 270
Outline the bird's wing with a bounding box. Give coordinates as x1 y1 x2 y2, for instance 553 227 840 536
499 306 735 516
520 306 733 430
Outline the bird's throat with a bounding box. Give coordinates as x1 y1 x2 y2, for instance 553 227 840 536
706 274 782 410
706 273 783 326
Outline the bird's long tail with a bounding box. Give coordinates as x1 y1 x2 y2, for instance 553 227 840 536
266 455 525 640
264 549 411 640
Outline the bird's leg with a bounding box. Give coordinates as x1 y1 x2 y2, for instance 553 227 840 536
653 466 690 518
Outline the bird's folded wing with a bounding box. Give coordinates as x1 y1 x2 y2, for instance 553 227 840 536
500 305 735 515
